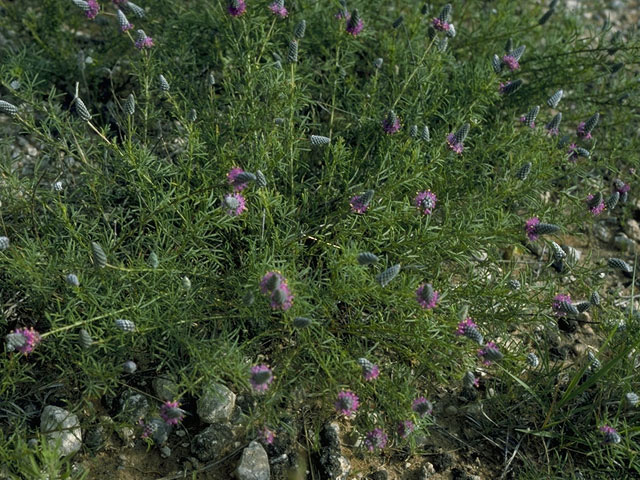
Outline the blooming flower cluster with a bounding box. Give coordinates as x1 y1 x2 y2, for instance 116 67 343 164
260 271 294 310
381 110 400 134
586 193 605 216
364 428 388 452
6 327 41 355
335 390 359 417
397 420 415 438
414 190 437 216
228 0 247 17
134 29 154 49
415 283 439 309
349 190 374 214
600 425 621 445
159 400 185 426
357 358 379 381
249 364 274 393
268 0 287 18
552 294 574 316
477 341 503 366
412 397 433 417
258 426 276 445
455 317 484 345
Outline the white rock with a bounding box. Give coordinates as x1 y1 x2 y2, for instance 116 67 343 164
40 406 82 457
197 383 236 423
235 441 270 480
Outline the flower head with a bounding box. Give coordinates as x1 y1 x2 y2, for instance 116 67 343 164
6 327 41 355
415 283 439 309
159 400 185 426
357 358 379 381
446 133 464 154
228 0 247 17
432 17 450 32
345 9 364 36
134 30 154 49
525 217 540 241
223 193 247 216
600 425 621 444
455 317 484 344
268 0 287 18
258 426 276 445
552 294 573 316
364 428 388 452
477 341 502 365
270 283 293 311
576 122 591 140
381 110 400 134
335 390 359 416
86 0 100 19
586 194 605 216
412 397 433 417
350 190 374 214
117 9 134 31
414 190 437 215
397 420 415 438
250 364 274 393
227 167 249 192
501 55 519 71
260 271 284 294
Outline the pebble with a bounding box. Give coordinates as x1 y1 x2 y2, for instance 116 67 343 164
40 406 82 457
236 441 270 480
614 233 636 252
197 383 236 423
626 219 640 242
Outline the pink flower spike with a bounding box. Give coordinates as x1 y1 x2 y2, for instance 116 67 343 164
86 0 100 19
414 190 437 216
268 0 287 18
345 9 364 36
586 194 605 216
223 193 247 216
577 122 592 140
335 390 359 417
397 420 414 438
432 17 450 31
227 167 248 192
501 55 519 71
446 133 463 154
250 364 274 393
7 327 41 355
228 0 247 17
159 400 185 426
134 30 154 49
258 426 276 445
364 428 387 452
412 397 433 417
525 217 540 241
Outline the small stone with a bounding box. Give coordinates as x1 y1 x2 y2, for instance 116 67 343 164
368 470 388 480
445 405 458 415
117 426 135 447
581 324 594 336
197 383 236 423
572 342 587 356
160 446 171 458
191 423 233 462
119 392 148 423
577 312 591 323
626 219 640 242
614 233 636 253
85 425 106 452
593 222 613 243
562 245 582 265
236 441 270 480
40 406 82 457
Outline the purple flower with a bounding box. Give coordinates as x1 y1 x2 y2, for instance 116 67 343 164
477 341 502 366
381 110 400 134
577 122 592 140
6 327 41 355
335 390 359 416
586 194 605 216
525 217 540 241
350 190 374 214
250 364 274 393
567 143 579 162
228 0 247 17
86 0 100 19
117 9 134 31
498 82 509 94
134 30 154 49
270 283 293 311
501 55 519 71
432 17 450 32
415 283 439 309
268 0 287 18
397 420 414 438
600 425 621 444
260 271 284 294
519 116 535 129
552 294 572 316
455 317 484 344
358 358 379 381
345 9 364 36
364 428 388 452
159 400 185 426
446 133 463 154
547 127 559 136
614 179 630 195
412 397 433 417
259 272 293 310
223 193 247 216
258 426 276 445
227 166 248 192
414 190 437 215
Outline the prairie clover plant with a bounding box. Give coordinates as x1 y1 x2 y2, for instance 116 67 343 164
2 0 640 477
